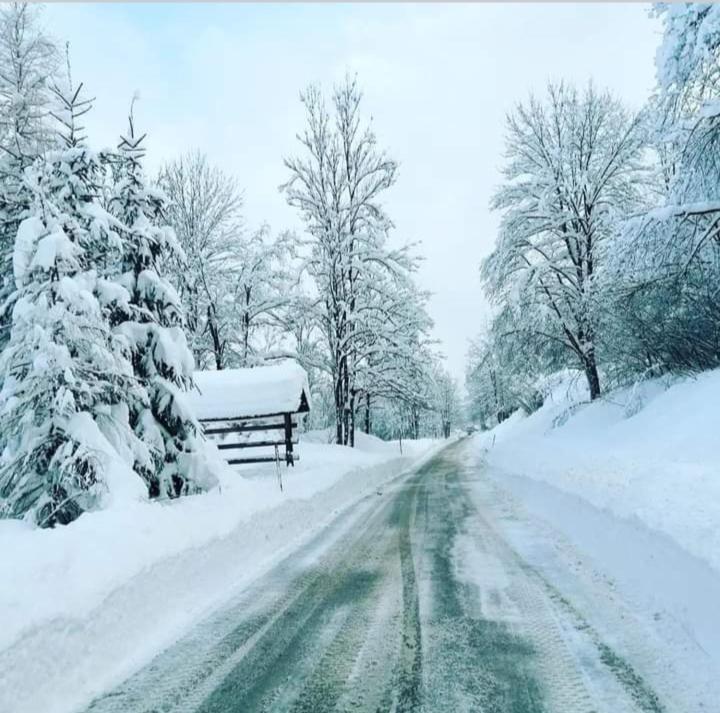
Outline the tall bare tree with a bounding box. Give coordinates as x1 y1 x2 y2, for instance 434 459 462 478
158 151 244 369
482 82 645 400
283 75 431 445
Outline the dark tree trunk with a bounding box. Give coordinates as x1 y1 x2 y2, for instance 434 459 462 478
583 351 601 401
242 285 251 366
341 360 353 446
349 392 355 448
342 406 349 446
364 393 371 434
336 408 343 445
334 369 343 445
411 406 420 440
207 305 223 370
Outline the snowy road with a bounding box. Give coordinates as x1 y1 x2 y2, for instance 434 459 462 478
82 441 669 713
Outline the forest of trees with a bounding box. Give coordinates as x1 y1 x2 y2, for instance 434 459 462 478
467 5 720 428
5 2 713 527
0 4 457 526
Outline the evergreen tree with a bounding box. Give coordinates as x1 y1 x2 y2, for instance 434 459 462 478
0 83 145 526
108 104 216 498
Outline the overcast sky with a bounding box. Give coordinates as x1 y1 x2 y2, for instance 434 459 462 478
43 2 661 381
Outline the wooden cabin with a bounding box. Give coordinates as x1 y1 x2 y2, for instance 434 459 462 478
188 362 311 467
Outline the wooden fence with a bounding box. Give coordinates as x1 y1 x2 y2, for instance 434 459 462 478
200 411 299 467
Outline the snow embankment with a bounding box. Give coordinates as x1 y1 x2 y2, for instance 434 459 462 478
475 369 720 574
0 431 440 709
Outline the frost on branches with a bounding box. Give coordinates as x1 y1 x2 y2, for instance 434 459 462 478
624 4 720 270
283 76 435 445
0 83 216 527
0 3 58 350
482 82 645 400
609 4 720 374
107 106 216 499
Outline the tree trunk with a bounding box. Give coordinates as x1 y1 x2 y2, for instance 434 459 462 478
349 391 355 448
242 314 250 366
364 393 371 434
336 408 344 445
341 359 352 446
207 305 223 370
583 351 601 401
242 286 251 366
334 368 343 445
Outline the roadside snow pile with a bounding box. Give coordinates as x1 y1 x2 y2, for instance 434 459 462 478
302 427 436 456
475 369 720 573
0 432 438 659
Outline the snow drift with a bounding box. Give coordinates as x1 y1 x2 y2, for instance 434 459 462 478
475 368 720 574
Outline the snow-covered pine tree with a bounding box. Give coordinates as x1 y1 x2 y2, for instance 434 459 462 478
0 2 58 351
0 82 146 527
108 105 216 499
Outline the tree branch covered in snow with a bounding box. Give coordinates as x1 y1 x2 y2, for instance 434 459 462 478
283 76 437 445
481 81 646 402
470 9 720 422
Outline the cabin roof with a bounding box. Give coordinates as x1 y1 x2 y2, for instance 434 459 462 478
188 362 311 420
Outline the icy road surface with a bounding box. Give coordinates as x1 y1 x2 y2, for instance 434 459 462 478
84 441 671 713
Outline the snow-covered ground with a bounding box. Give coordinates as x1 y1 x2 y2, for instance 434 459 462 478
0 431 441 713
474 368 720 574
468 369 720 710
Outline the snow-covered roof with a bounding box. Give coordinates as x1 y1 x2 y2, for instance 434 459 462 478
188 362 311 421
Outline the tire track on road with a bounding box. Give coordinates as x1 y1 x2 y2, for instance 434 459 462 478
83 440 666 713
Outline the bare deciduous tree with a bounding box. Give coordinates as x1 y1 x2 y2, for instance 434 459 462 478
482 82 645 400
283 75 432 445
0 2 59 349
158 151 244 369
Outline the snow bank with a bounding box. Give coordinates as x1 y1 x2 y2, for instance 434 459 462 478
474 369 720 573
0 432 439 664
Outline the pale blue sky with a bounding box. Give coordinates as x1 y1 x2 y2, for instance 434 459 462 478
43 3 661 380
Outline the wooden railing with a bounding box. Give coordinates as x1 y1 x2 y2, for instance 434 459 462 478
199 412 299 467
